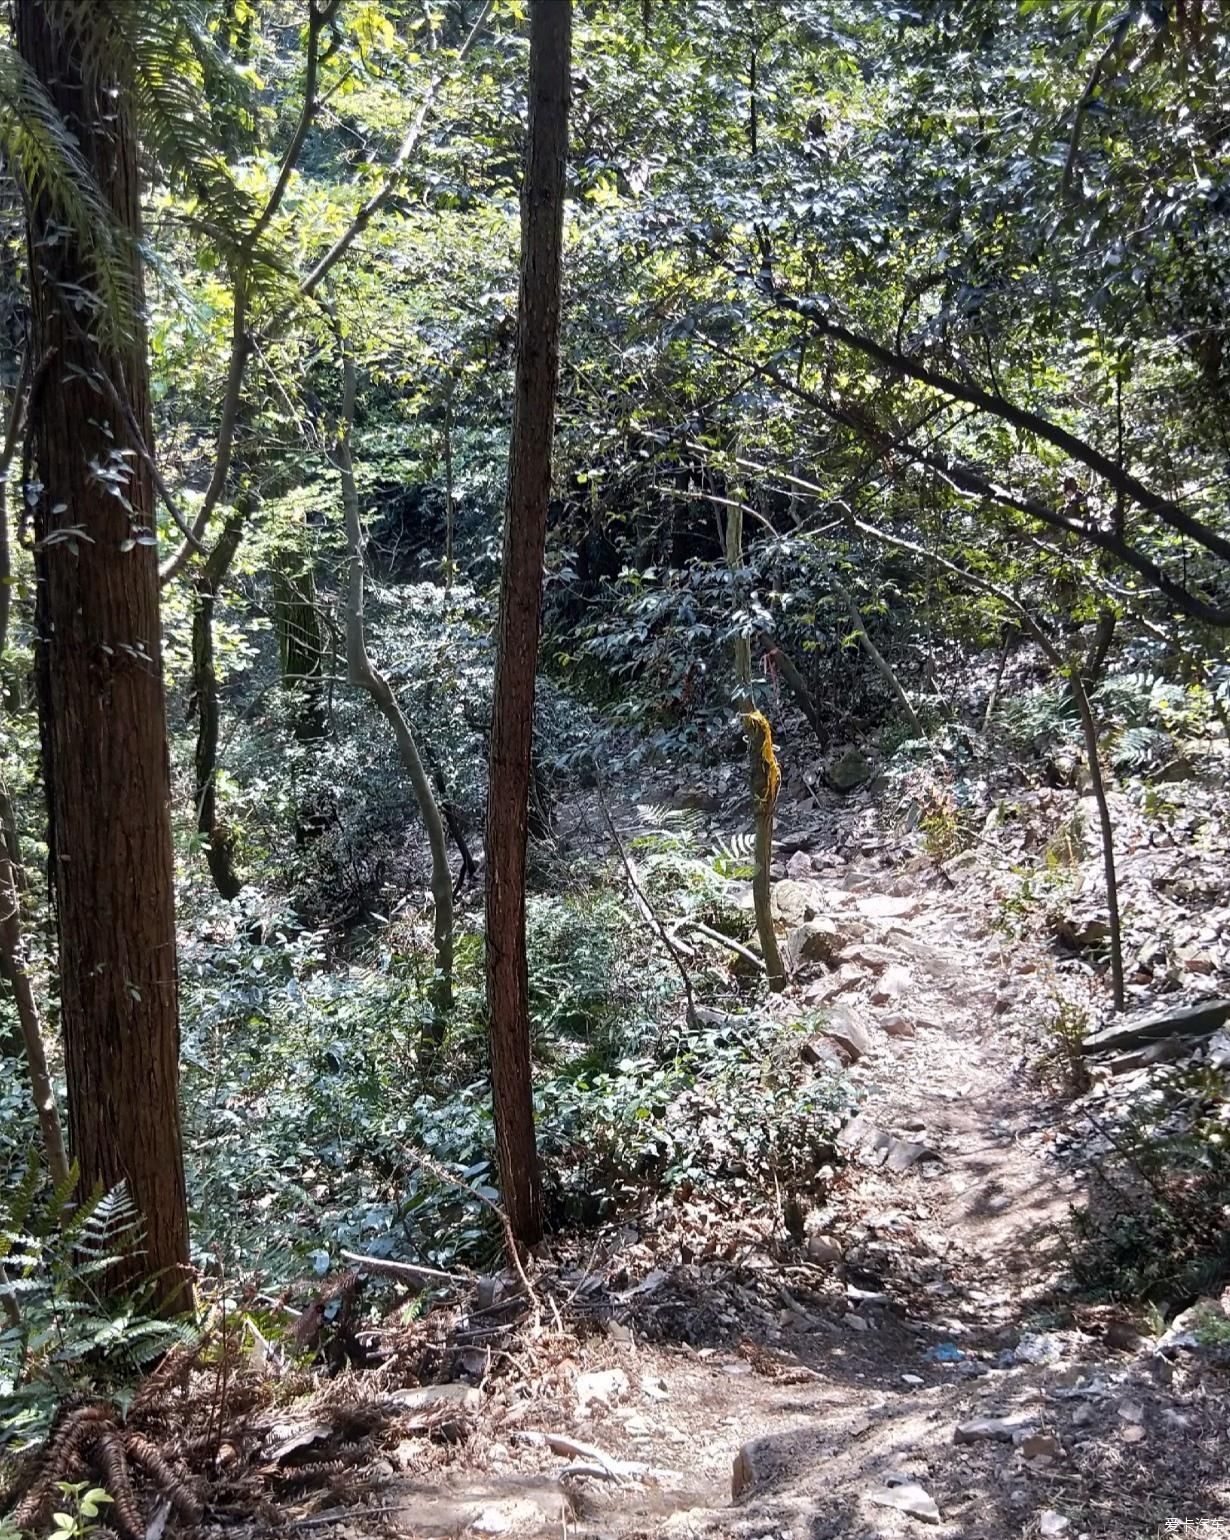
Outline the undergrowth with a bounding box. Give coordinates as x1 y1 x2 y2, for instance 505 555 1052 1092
1069 1062 1230 1310
0 1169 197 1442
179 856 848 1280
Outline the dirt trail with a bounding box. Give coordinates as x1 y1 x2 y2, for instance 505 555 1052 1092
536 841 1094 1540
301 785 1230 1540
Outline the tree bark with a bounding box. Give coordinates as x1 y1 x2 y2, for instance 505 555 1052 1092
764 644 827 749
15 2 189 1307
744 711 786 991
272 515 328 742
336 329 454 1041
486 0 570 1251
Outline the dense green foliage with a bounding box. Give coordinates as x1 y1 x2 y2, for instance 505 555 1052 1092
0 0 1228 1410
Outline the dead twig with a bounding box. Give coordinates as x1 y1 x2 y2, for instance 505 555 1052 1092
339 1251 471 1288
673 918 766 972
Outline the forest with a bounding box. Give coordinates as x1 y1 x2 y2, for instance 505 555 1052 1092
0 0 1228 1536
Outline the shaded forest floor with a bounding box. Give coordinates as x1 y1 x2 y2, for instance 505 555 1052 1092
147 722 1230 1540
12 705 1230 1540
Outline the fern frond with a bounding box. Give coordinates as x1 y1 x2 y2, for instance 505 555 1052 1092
72 1184 142 1259
54 0 285 275
0 46 136 339
712 831 755 864
0 1152 44 1261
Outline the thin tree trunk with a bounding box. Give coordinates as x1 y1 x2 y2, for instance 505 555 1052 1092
764 643 827 749
745 711 785 990
443 397 455 599
272 514 327 741
486 0 571 1251
191 506 249 902
16 1 188 1306
1082 606 1117 689
982 622 1015 731
829 571 924 737
1064 660 1126 1011
724 501 752 707
336 329 454 1038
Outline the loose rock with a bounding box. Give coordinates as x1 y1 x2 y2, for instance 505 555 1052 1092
824 1006 873 1063
827 745 874 792
867 1481 941 1523
954 1414 1035 1444
806 1233 843 1264
787 918 845 969
575 1368 629 1411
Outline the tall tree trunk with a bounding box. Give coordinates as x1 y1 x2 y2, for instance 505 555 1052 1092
15 2 189 1307
486 0 571 1251
191 506 249 901
335 328 454 1041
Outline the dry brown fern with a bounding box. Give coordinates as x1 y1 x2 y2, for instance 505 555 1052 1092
7 1400 201 1540
128 1340 201 1419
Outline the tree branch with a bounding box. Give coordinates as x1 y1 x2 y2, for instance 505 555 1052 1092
774 294 1230 566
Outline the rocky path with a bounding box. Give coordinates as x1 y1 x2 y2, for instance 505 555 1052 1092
413 807 1227 1540
278 782 1230 1540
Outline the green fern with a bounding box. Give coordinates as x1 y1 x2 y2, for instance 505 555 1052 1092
0 47 135 337
710 831 755 879
0 1165 197 1435
1 0 280 350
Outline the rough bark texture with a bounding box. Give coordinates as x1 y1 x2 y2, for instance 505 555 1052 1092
16 2 189 1306
486 0 571 1250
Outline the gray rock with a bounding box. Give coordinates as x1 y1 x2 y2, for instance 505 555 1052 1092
787 919 845 969
772 879 819 926
1081 999 1230 1056
824 1006 872 1062
1012 1332 1063 1365
807 1233 843 1264
827 745 874 792
786 850 814 880
884 1136 937 1172
800 1036 848 1071
857 894 921 920
954 1414 1035 1444
1021 1432 1062 1461
872 964 913 1004
839 941 898 973
867 1481 941 1523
